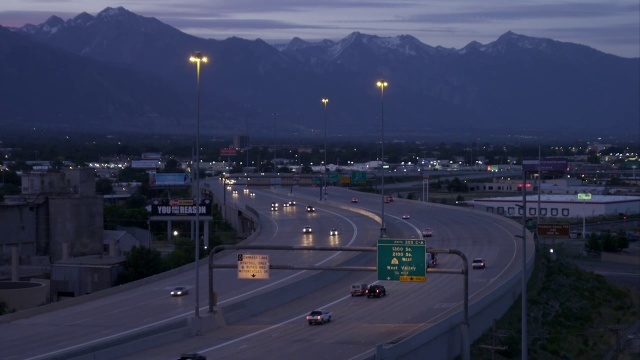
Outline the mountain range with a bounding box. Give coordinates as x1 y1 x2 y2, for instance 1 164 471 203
2 6 638 142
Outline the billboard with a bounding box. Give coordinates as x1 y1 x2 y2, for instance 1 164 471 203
151 199 212 216
522 158 568 173
150 173 192 187
220 148 237 156
131 159 160 169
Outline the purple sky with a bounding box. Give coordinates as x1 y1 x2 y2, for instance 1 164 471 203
1 0 638 57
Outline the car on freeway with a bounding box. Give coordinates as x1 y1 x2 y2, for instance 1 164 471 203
249 192 255 197
421 228 433 237
283 202 290 207
330 228 339 236
243 188 249 194
287 200 296 206
350 283 368 296
426 252 437 268
366 284 386 298
402 214 410 219
387 196 394 202
306 309 332 325
271 205 278 211
232 190 238 195
303 225 313 233
178 353 206 360
306 205 315 212
351 198 358 203
472 258 486 269
170 286 189 296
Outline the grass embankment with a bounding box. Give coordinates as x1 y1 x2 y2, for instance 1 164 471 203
470 248 640 359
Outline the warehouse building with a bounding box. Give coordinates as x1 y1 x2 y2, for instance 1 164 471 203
470 195 640 219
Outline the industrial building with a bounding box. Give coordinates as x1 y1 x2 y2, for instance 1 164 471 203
470 194 640 219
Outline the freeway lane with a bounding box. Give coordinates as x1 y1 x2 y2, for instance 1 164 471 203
0 183 382 360
118 186 527 360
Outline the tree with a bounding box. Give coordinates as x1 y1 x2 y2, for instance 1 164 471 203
95 178 114 195
585 236 602 252
586 150 600 164
118 167 148 183
163 158 183 173
117 246 166 284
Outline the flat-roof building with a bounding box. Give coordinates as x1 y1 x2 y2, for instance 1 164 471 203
470 194 640 219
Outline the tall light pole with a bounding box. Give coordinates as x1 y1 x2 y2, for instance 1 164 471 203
245 104 250 173
322 98 329 201
377 80 388 238
189 51 207 318
272 112 277 174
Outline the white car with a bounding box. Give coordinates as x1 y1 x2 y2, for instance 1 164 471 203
306 309 332 325
303 226 313 233
330 228 339 236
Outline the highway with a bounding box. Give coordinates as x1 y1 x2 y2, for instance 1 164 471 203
0 181 526 360
118 183 525 359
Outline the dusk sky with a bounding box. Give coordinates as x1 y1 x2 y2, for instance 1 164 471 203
1 0 638 58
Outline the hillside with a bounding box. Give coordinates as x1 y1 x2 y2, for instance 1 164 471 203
470 248 640 359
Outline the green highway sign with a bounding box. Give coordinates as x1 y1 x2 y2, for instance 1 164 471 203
311 177 322 185
351 170 367 184
377 239 426 282
328 171 340 184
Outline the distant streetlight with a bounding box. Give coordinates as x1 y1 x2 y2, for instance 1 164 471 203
189 51 207 318
377 80 388 238
322 98 329 201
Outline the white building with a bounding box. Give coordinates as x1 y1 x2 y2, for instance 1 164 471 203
470 195 640 219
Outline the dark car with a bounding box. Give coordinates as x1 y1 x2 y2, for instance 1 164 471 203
472 258 486 269
178 354 206 360
306 205 315 212
366 284 386 298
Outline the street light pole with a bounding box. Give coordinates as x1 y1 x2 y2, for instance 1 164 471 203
377 80 388 238
189 51 207 318
272 112 277 174
521 169 528 360
322 98 328 201
245 105 250 173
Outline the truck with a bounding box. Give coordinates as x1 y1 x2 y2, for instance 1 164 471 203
306 309 332 325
